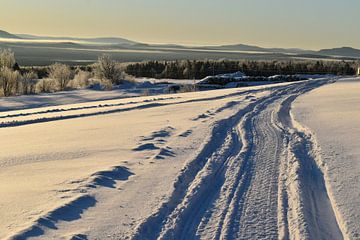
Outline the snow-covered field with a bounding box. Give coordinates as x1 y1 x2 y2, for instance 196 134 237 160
0 77 358 239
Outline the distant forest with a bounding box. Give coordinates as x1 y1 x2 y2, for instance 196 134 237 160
125 60 359 79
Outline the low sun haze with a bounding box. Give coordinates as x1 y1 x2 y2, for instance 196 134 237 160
1 0 359 49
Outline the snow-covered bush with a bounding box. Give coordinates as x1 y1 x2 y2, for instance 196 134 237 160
20 71 38 94
67 70 91 89
0 67 21 96
0 49 15 69
48 63 72 91
35 78 57 93
0 49 19 96
88 78 113 91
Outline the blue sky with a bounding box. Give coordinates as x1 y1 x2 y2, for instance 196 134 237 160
0 0 359 49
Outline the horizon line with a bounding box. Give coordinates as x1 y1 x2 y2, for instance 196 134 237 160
1 29 358 52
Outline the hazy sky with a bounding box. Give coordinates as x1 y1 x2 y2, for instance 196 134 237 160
1 0 359 49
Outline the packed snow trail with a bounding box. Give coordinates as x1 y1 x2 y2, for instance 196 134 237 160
132 79 345 240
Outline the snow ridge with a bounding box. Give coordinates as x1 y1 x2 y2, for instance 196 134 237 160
8 166 134 240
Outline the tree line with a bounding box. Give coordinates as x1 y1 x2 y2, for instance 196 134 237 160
125 60 359 79
1 48 359 97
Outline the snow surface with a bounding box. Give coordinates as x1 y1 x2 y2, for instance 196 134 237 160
0 77 357 240
0 82 167 112
134 77 201 85
293 77 360 239
198 72 247 85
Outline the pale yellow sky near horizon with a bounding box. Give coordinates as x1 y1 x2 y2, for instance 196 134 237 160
0 0 359 50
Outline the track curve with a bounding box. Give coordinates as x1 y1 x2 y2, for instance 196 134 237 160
131 79 346 240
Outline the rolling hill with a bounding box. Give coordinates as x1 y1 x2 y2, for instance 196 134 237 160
0 30 22 39
318 47 360 58
16 34 138 45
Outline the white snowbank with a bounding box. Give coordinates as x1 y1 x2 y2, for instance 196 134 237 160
293 77 360 239
198 71 247 85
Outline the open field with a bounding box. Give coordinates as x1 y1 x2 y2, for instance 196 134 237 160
1 77 358 239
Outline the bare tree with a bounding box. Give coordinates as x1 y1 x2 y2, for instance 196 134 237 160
95 54 122 84
48 63 72 91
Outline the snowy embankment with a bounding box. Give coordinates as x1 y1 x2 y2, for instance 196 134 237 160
293 77 360 239
0 77 355 239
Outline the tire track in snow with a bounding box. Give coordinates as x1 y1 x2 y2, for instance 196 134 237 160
130 79 345 240
0 89 261 128
0 85 283 129
214 86 295 240
0 97 179 119
130 89 271 240
224 102 282 239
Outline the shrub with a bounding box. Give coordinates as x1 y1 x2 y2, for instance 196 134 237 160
0 49 15 69
20 71 38 94
68 70 91 89
0 49 19 96
99 79 113 90
0 68 21 96
87 78 113 91
48 63 72 91
35 78 57 93
95 54 123 84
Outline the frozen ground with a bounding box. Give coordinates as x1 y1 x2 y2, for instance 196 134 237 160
0 77 357 240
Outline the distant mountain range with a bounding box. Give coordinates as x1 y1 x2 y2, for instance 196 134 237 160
16 33 137 45
1 29 360 58
1 29 359 65
318 47 360 58
0 30 136 45
202 44 313 55
207 44 360 58
0 30 22 39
